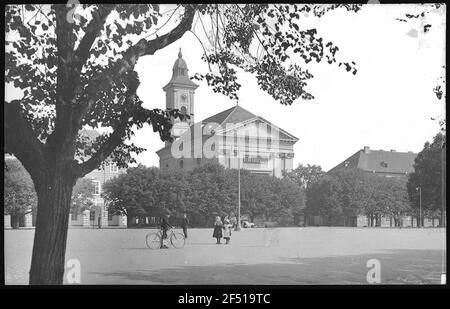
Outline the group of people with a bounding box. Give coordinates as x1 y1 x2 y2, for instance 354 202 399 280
212 215 235 245
159 213 237 249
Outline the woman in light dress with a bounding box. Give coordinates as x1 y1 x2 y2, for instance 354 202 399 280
222 216 232 244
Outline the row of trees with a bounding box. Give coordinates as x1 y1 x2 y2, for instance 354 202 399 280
407 132 445 226
102 163 305 227
4 159 37 228
304 168 410 226
283 132 445 227
6 132 443 230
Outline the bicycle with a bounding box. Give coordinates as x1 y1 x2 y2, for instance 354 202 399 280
146 228 186 249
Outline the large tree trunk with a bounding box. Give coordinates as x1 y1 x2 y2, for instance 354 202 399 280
29 170 76 285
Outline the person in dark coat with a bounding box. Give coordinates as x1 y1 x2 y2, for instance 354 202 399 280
212 216 223 244
181 213 189 239
160 216 172 249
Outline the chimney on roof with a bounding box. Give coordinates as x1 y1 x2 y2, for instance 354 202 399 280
390 149 396 152
363 146 370 154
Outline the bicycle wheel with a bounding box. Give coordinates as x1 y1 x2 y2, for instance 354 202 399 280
170 232 185 249
146 232 161 249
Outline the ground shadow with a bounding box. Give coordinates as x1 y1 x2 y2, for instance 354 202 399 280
90 249 445 285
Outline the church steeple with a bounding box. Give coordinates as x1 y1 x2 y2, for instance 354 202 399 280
163 48 198 90
163 48 198 140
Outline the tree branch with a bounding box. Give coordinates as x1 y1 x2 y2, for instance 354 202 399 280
74 4 198 150
117 4 197 75
75 115 129 178
71 4 116 96
74 71 141 177
4 100 46 179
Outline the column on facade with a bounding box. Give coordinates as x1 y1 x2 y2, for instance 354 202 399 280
82 210 90 227
4 215 11 229
101 206 109 227
117 215 127 227
24 212 33 228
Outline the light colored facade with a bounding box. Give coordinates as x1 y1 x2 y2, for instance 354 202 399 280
70 162 127 228
157 50 298 177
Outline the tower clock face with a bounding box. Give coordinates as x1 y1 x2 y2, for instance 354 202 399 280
180 93 188 102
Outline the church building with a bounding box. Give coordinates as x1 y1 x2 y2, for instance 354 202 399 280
156 49 299 178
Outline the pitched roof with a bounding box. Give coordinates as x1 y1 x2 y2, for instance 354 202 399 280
201 105 257 125
328 147 417 175
358 149 417 174
156 104 298 154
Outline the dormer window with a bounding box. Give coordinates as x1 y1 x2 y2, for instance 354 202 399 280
380 161 388 168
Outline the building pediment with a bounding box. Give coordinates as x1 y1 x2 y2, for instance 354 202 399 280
214 116 299 142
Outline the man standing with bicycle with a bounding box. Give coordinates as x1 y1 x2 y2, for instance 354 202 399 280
160 216 172 249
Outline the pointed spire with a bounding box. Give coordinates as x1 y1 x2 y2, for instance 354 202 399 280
163 48 199 90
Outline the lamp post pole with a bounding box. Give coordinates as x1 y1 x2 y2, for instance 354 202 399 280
442 141 446 227
235 146 242 231
416 186 422 228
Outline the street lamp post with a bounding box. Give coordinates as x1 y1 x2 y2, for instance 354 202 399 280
441 142 446 228
416 186 422 228
235 146 242 231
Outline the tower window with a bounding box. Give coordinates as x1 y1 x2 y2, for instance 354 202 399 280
180 106 187 122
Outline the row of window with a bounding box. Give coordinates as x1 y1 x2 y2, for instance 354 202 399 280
72 212 114 221
97 162 119 173
177 137 275 153
166 158 202 169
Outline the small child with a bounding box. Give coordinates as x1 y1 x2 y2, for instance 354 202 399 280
223 216 232 244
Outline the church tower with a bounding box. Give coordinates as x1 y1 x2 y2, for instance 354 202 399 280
163 48 198 141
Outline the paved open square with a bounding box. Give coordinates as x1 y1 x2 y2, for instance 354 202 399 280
4 227 446 285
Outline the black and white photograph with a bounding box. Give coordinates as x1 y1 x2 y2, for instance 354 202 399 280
3 1 447 290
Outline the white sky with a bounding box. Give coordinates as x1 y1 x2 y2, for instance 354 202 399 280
5 4 446 171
